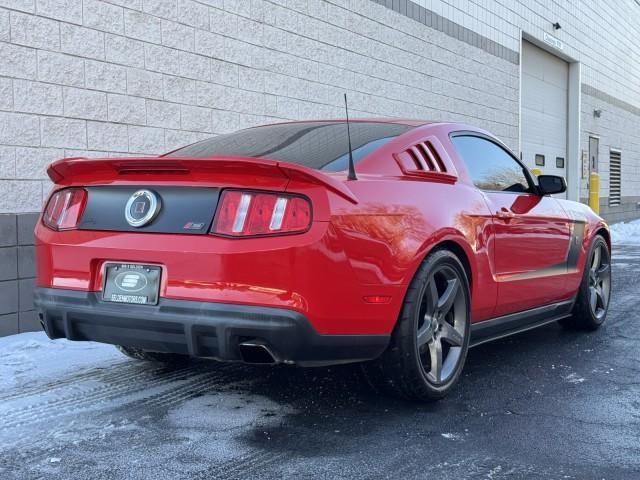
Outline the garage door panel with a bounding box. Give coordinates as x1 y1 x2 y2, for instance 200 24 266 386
522 75 548 113
523 79 567 117
521 118 565 145
521 40 568 193
522 44 547 80
543 60 569 89
543 90 568 116
522 109 566 144
521 115 548 145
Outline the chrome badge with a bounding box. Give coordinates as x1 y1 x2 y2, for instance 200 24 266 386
114 270 147 292
125 189 161 227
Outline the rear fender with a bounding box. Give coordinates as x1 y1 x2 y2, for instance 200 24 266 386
408 229 477 287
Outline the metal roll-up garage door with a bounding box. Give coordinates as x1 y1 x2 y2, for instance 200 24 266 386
521 40 569 197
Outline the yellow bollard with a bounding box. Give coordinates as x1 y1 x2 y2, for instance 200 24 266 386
531 168 542 177
589 172 600 214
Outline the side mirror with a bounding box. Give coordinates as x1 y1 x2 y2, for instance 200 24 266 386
537 175 567 195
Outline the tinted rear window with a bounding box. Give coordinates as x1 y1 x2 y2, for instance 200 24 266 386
166 122 412 171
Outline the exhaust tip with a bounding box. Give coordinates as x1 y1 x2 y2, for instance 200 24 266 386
238 340 278 364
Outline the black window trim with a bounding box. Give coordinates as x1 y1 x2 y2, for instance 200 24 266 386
448 130 539 196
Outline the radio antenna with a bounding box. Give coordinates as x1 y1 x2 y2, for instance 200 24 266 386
343 93 357 181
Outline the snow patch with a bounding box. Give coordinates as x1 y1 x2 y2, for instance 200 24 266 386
0 332 123 392
564 373 586 384
610 218 640 245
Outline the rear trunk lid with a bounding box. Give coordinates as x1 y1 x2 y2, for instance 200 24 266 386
48 156 356 202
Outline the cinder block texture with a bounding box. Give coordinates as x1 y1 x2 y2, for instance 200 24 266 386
0 280 18 315
0 214 40 336
0 214 17 246
0 0 636 216
0 247 17 281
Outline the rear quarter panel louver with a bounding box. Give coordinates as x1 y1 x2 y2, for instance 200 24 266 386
393 136 458 183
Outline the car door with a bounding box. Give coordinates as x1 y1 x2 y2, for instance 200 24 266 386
450 133 573 317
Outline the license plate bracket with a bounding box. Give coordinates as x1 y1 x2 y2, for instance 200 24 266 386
102 263 161 305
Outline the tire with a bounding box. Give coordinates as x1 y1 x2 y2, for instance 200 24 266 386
116 345 191 364
560 235 612 331
364 249 471 401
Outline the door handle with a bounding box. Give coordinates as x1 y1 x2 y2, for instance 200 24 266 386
496 208 515 220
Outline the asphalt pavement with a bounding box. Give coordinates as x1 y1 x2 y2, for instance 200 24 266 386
1 245 639 479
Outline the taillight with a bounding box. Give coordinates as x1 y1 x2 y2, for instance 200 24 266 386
42 188 87 231
212 190 312 237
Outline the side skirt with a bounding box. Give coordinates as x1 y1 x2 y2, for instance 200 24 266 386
469 299 575 348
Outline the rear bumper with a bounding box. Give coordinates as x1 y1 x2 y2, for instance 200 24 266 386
33 287 389 367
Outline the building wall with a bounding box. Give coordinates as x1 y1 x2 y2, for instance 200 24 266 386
0 212 39 335
581 86 640 221
0 0 638 335
0 0 524 216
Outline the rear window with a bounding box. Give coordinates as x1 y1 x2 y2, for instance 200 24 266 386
166 122 412 171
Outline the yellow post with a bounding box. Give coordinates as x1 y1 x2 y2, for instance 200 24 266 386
589 172 600 214
531 168 542 176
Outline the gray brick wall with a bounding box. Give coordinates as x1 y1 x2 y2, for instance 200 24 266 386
0 212 39 335
0 0 522 215
0 1 637 217
581 87 640 223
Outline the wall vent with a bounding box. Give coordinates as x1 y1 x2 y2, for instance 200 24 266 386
609 150 621 207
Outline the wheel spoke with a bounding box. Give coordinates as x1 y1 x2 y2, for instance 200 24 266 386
437 278 459 315
596 285 607 310
440 321 463 346
591 245 601 271
597 263 610 277
589 286 598 312
428 276 439 311
417 321 431 348
428 337 443 383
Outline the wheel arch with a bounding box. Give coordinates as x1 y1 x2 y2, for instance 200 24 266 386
433 240 473 292
594 226 611 251
404 233 476 298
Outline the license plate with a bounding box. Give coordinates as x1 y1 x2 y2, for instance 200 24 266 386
102 263 161 305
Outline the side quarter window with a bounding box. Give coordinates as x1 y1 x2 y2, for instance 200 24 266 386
451 135 532 193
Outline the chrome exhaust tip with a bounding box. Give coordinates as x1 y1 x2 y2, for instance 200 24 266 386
238 340 279 364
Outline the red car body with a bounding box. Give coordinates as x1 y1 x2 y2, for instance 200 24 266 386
34 120 609 368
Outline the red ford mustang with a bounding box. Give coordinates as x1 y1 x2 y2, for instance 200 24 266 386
34 120 611 401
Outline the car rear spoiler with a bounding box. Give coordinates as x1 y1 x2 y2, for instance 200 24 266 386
47 156 358 204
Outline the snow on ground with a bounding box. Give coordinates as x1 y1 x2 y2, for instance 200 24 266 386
0 332 124 391
610 218 640 245
0 332 293 473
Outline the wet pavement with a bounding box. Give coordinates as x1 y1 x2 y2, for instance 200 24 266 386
1 245 639 479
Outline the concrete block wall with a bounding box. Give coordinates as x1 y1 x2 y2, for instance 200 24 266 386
580 87 640 221
0 0 521 215
0 212 39 335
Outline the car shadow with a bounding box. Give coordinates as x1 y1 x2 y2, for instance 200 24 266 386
155 320 599 455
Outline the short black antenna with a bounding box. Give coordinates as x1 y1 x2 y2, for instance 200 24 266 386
343 93 357 181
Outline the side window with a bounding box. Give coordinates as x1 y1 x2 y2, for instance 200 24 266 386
451 135 532 193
